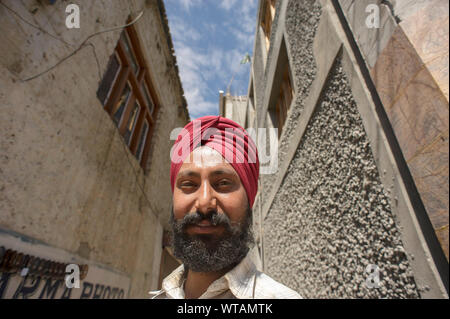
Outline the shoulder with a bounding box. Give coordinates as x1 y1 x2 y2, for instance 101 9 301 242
253 271 303 299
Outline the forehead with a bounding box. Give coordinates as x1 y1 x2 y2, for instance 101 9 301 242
178 146 237 175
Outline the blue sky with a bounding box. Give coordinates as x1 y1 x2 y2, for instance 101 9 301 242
164 0 258 119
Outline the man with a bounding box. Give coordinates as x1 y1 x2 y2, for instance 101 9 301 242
149 116 301 299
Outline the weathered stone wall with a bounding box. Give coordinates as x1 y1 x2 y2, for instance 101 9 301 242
0 0 188 298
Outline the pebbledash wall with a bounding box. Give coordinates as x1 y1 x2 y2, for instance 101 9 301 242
0 0 189 298
237 0 448 298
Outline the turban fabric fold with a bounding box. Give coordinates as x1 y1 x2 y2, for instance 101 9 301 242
170 116 260 208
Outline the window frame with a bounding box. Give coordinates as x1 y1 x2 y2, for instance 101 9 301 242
136 119 150 162
98 52 122 106
275 63 294 138
97 24 160 171
260 0 277 52
112 80 132 126
121 30 140 76
122 98 141 146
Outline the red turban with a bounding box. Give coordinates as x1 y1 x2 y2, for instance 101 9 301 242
170 116 260 208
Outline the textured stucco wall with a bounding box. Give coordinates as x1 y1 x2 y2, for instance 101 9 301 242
260 0 322 208
264 57 420 298
246 0 443 298
0 0 188 298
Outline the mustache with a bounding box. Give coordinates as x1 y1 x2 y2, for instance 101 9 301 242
175 210 234 229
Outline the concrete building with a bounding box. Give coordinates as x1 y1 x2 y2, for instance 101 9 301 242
219 91 248 128
221 0 448 298
0 0 188 298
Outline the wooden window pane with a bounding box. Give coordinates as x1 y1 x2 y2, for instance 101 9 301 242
141 82 155 115
270 0 276 19
97 54 120 105
136 120 149 161
284 68 293 107
121 32 139 75
124 101 140 145
282 80 292 110
262 0 275 51
265 2 272 29
279 93 286 130
96 25 160 169
112 82 131 125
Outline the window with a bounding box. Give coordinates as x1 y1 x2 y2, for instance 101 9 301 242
261 0 277 52
96 24 158 170
123 101 140 145
275 63 293 138
141 82 155 115
121 31 139 75
112 81 131 125
97 53 121 105
136 120 149 161
267 36 293 139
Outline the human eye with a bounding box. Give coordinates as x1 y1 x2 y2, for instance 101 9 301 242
180 181 197 188
215 179 233 190
176 177 199 191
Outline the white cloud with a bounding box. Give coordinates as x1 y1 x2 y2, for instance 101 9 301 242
222 48 251 95
219 0 239 11
185 88 218 119
220 0 257 51
203 22 217 34
240 2 257 33
173 41 220 118
229 26 254 47
168 16 201 42
165 0 257 118
176 0 202 11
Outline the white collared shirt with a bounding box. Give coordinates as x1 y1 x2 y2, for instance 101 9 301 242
149 253 302 299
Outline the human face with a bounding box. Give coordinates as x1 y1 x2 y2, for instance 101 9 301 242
171 146 253 272
173 146 249 234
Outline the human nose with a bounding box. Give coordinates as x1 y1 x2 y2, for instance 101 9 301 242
194 180 217 214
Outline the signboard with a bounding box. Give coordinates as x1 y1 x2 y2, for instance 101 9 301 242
0 229 131 299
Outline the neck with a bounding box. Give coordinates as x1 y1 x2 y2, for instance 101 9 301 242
183 265 235 299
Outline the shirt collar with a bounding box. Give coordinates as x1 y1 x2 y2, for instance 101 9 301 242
159 252 257 299
223 252 257 298
161 263 187 299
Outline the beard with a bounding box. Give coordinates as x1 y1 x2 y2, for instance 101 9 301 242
170 206 254 273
